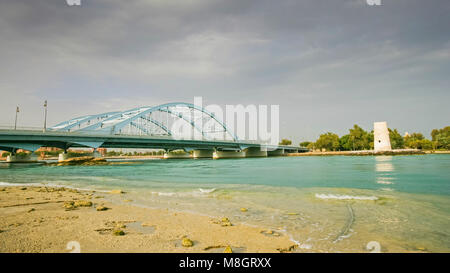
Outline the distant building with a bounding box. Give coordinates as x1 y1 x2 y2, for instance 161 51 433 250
97 148 107 156
36 147 61 152
374 121 392 152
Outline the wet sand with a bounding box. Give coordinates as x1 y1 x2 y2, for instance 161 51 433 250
0 186 296 253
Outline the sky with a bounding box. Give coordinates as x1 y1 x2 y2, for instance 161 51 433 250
0 0 449 143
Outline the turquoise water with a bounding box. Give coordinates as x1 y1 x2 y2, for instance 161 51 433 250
1 154 449 252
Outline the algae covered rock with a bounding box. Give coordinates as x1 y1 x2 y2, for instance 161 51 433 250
96 206 109 211
63 200 93 210
112 229 125 236
63 201 76 210
223 246 233 253
92 158 107 162
221 217 232 227
182 238 194 247
277 244 298 253
73 200 93 207
58 156 94 166
56 156 109 166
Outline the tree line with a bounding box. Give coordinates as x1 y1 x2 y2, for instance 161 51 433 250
291 125 449 151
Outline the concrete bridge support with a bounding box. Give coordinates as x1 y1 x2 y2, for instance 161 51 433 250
268 149 285 156
192 150 214 159
58 152 70 162
213 150 246 159
244 147 268 157
163 150 191 159
92 149 101 158
6 153 38 163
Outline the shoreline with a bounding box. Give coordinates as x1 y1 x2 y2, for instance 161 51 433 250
0 185 297 253
285 150 450 156
2 150 449 162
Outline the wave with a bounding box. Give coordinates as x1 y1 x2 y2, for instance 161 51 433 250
376 180 394 185
150 188 216 197
151 191 177 197
315 193 378 201
199 188 216 194
0 181 44 187
333 203 355 243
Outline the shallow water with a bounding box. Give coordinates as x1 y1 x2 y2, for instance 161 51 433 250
1 154 449 252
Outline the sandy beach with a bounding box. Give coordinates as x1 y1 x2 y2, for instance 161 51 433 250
0 186 296 253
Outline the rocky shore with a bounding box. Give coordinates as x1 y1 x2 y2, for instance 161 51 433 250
287 149 429 157
0 186 296 253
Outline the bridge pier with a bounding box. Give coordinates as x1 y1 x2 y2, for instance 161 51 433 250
213 150 246 159
268 149 285 156
244 147 268 157
192 149 214 159
58 152 70 162
6 153 38 163
163 150 191 159
92 149 101 158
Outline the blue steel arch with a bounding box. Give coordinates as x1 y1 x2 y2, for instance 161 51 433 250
50 102 238 141
51 111 121 132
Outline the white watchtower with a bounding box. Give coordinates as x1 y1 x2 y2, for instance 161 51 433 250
374 121 392 152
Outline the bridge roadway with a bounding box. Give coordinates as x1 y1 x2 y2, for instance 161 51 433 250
0 129 307 160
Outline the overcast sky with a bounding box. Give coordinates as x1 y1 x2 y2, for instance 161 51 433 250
0 0 449 142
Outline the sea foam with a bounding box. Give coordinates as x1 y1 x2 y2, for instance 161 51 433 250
376 180 394 185
315 193 378 201
199 188 216 194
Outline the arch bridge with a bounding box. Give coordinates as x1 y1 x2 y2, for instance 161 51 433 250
50 102 238 141
0 102 307 161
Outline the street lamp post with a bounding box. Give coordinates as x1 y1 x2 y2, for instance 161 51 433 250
43 100 48 132
14 106 19 130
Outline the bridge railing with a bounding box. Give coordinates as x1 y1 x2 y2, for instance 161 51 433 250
0 126 289 147
0 126 244 144
0 126 52 131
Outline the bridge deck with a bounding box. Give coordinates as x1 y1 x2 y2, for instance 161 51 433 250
0 129 307 153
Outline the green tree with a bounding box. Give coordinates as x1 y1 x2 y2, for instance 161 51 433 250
299 141 311 148
367 130 374 150
404 133 424 148
348 125 371 150
419 139 433 150
389 128 404 149
339 134 351 151
431 126 450 150
315 132 340 151
279 139 292 145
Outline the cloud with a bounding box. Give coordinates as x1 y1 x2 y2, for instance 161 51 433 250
0 0 449 141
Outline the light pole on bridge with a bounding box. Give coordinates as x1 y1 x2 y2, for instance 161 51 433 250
43 100 48 132
14 106 19 130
